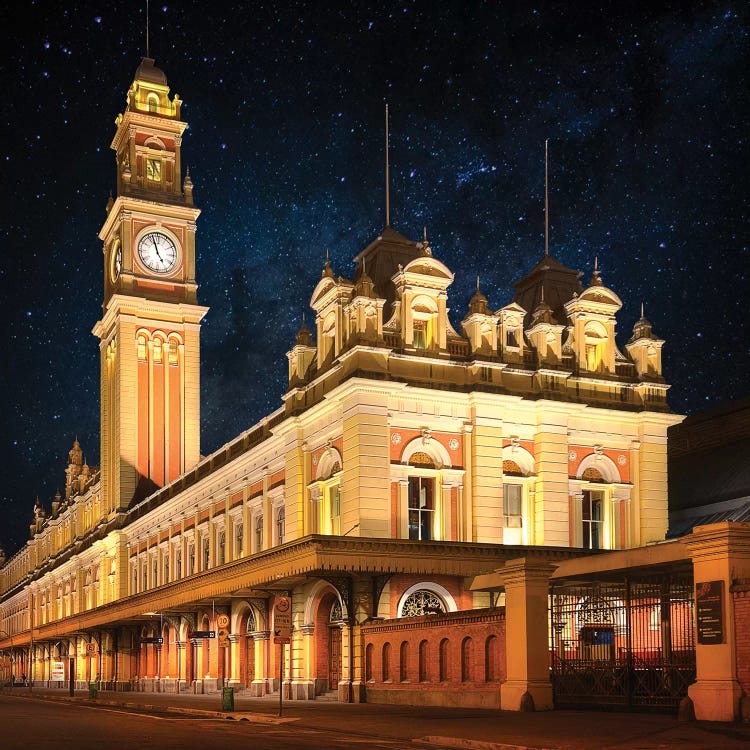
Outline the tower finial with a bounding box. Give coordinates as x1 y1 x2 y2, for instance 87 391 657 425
544 138 549 257
146 0 150 58
385 103 390 227
641 301 644 318
476 274 480 292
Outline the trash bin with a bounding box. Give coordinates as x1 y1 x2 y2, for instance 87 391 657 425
221 686 234 712
88 682 98 699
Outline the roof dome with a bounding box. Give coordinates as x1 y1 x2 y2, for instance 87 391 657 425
134 57 168 85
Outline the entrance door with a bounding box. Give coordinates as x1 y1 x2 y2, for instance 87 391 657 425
245 637 255 687
328 626 342 690
550 576 695 712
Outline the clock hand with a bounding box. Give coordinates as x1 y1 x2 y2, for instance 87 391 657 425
151 235 165 262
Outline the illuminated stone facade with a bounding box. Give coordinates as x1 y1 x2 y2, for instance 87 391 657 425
0 58 682 709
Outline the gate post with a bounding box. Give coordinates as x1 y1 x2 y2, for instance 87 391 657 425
498 557 558 711
686 521 750 721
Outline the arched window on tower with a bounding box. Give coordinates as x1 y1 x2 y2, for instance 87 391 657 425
276 507 286 545
583 321 607 373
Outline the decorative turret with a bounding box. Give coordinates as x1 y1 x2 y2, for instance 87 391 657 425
52 489 62 517
462 277 498 356
625 303 664 380
564 259 623 376
287 317 316 386
310 252 355 368
65 437 84 500
30 497 47 536
526 288 565 367
347 258 385 344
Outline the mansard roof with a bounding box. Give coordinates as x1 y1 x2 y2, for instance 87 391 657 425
512 253 583 326
353 225 423 317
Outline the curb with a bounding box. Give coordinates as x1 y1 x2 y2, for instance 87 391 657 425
414 738 556 750
5 691 296 724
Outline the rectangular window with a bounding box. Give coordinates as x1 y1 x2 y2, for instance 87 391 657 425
413 320 427 350
503 483 522 526
146 157 161 181
506 328 518 348
581 490 603 549
330 486 341 535
408 477 434 540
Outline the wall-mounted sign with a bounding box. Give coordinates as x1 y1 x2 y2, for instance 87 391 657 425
696 580 724 645
51 661 65 681
139 637 164 645
84 642 99 655
273 596 292 644
191 631 215 639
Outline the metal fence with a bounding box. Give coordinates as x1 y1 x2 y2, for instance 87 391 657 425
550 575 695 712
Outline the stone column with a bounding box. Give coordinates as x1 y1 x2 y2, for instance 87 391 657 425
498 556 557 711
227 635 242 688
250 631 270 696
686 522 750 721
176 642 187 693
290 624 316 699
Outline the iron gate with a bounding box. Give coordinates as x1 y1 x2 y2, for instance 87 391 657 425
550 575 695 712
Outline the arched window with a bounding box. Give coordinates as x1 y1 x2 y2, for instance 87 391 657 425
485 636 499 682
217 530 226 565
418 640 429 682
255 514 264 552
147 93 159 113
163 554 169 584
276 507 286 545
235 522 244 558
399 641 409 682
175 549 182 579
461 637 473 682
188 544 195 575
365 643 373 681
203 537 210 570
584 321 607 372
382 642 391 682
439 638 450 682
400 589 446 617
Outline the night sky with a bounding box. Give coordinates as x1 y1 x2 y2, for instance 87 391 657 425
1 1 748 556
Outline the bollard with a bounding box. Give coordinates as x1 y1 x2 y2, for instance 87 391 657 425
221 686 234 712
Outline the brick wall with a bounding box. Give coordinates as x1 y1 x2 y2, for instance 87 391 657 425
361 607 505 708
734 581 750 697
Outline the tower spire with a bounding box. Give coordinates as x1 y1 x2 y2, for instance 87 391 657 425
146 0 150 57
544 138 550 257
385 104 390 227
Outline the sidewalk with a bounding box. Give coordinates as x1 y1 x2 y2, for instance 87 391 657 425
5 686 750 750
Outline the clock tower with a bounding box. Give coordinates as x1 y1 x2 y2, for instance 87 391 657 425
94 58 207 514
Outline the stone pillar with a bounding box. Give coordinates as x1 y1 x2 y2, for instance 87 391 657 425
290 624 316 699
498 557 557 711
176 642 187 693
686 522 750 721
227 635 242 688
250 631 270 696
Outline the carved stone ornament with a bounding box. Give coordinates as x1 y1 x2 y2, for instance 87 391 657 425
391 432 401 445
448 438 459 451
421 428 432 445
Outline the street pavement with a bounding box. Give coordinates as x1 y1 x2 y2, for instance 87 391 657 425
2 686 749 750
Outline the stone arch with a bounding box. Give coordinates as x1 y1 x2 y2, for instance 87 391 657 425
232 599 265 634
315 447 342 481
401 437 452 470
501 444 535 476
397 581 457 617
576 453 620 483
304 578 347 624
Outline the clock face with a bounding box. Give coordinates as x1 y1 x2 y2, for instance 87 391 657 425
137 231 178 274
110 240 122 283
